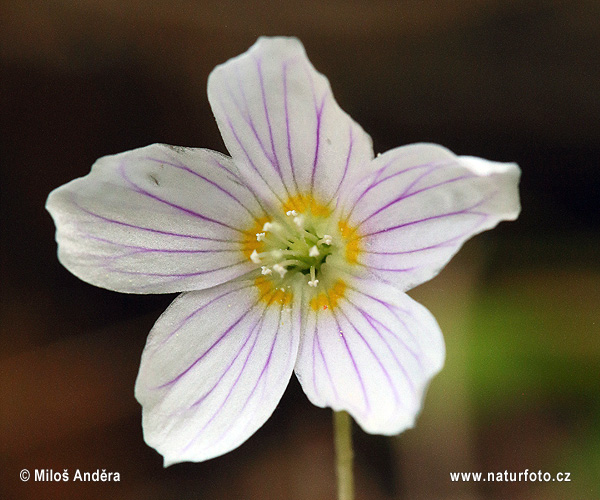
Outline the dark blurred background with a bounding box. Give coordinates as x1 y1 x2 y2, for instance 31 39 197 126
1 1 598 499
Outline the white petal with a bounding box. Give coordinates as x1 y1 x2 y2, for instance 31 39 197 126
135 279 300 465
295 275 444 434
208 37 373 209
46 144 266 293
339 143 521 290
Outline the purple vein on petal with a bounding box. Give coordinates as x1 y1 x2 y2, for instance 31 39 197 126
71 196 235 243
394 163 442 198
361 239 458 256
357 172 476 227
153 285 265 389
179 309 267 452
355 263 417 273
230 62 279 169
283 60 301 196
345 284 422 349
220 101 285 205
359 198 490 238
362 216 489 256
83 234 241 256
313 314 338 401
109 247 240 259
150 281 254 352
102 259 249 278
342 160 438 222
212 156 244 183
118 160 244 234
142 156 263 220
185 301 269 411
330 307 370 412
325 124 355 207
361 309 424 377
335 304 405 406
244 305 288 409
255 56 282 177
311 319 318 399
342 294 423 375
182 299 282 453
212 301 286 448
211 157 271 218
309 79 326 195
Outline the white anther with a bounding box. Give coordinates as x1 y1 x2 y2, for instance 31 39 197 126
250 250 261 263
262 222 274 231
293 215 304 228
322 234 333 245
286 210 298 216
261 266 272 275
309 245 320 257
256 232 266 241
272 263 287 278
308 279 319 287
271 249 283 259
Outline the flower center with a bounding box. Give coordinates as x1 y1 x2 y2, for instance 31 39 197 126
248 210 334 288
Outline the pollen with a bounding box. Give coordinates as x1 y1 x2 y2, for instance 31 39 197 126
338 220 361 264
293 215 304 228
283 194 331 217
242 216 270 257
310 280 347 311
272 263 287 278
255 277 292 306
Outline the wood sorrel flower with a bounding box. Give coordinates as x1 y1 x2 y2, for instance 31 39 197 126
46 37 520 466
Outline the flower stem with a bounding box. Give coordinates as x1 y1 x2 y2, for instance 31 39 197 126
333 410 354 500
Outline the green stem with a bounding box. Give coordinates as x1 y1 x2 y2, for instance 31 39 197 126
333 410 354 500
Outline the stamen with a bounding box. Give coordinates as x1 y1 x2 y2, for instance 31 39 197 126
249 205 333 288
278 258 304 268
268 230 294 247
302 230 319 243
321 234 333 245
272 263 287 278
293 215 304 228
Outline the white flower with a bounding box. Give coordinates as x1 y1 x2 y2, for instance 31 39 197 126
46 37 521 466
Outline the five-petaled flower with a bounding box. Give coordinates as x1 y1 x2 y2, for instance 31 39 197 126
46 37 520 466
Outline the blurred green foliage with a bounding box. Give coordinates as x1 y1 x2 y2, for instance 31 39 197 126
467 262 599 497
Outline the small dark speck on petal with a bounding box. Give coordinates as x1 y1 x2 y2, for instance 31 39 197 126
148 174 160 186
165 144 189 154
